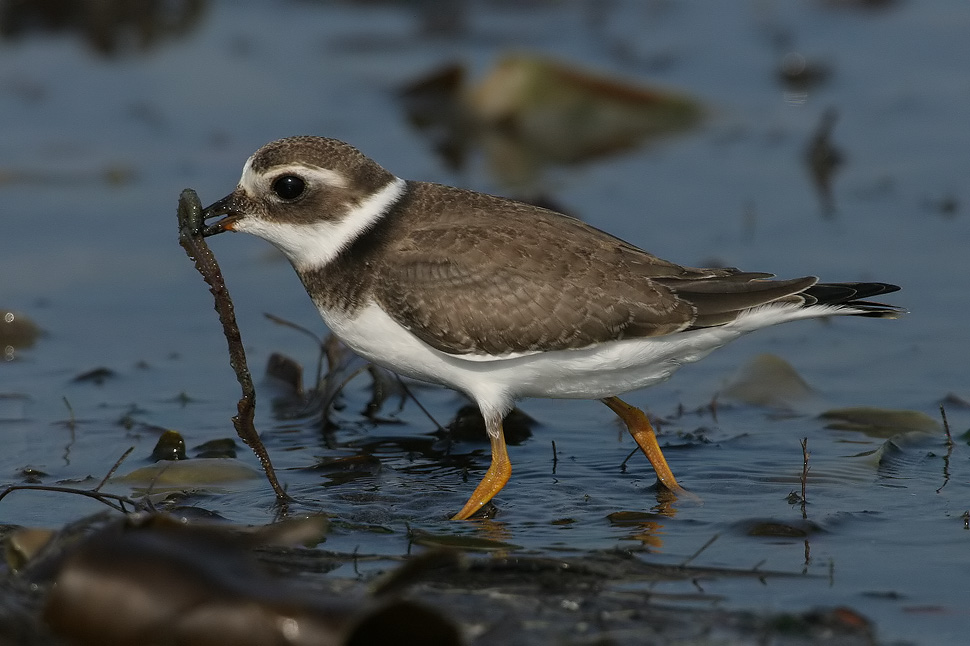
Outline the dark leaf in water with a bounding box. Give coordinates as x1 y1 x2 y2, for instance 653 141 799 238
777 52 831 90
39 514 459 646
819 407 940 437
192 437 239 459
941 392 970 409
0 310 41 358
0 0 208 59
443 405 535 445
466 54 703 163
19 466 47 483
71 367 116 385
266 352 304 396
721 353 815 410
116 458 263 487
371 550 465 598
310 454 382 487
606 510 663 526
150 429 187 461
606 511 665 547
249 515 330 549
739 519 823 538
410 529 521 553
400 54 702 190
398 62 469 171
4 527 56 572
308 454 382 475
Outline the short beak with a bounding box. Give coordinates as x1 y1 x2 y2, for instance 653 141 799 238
201 193 243 237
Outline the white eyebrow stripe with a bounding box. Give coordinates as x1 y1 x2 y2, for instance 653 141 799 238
239 161 349 195
273 165 348 188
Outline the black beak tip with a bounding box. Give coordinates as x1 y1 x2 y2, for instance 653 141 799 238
199 196 235 237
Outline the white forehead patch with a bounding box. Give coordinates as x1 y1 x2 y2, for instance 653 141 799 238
232 176 407 271
239 159 349 196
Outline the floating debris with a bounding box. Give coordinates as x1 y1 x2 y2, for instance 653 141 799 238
778 52 831 90
819 407 940 437
401 54 703 189
0 0 207 58
740 519 822 538
150 429 187 462
71 367 116 385
721 354 816 410
466 54 702 162
115 458 263 487
0 310 41 360
192 438 239 459
22 514 459 646
266 352 304 396
4 527 56 572
443 404 535 445
409 529 521 553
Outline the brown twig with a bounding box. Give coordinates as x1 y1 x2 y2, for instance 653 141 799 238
394 374 445 432
62 396 76 431
0 485 148 514
619 447 638 472
940 404 953 445
680 533 719 567
60 396 77 466
799 437 809 519
177 189 290 503
94 446 135 492
937 404 953 494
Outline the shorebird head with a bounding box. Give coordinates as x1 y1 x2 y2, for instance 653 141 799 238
202 136 404 270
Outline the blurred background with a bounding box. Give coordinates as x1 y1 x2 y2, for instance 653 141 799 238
1 1 968 642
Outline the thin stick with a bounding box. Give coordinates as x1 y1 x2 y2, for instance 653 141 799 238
177 189 290 503
93 447 135 492
940 404 953 446
800 437 809 519
61 396 77 465
0 485 148 514
62 396 76 431
551 440 558 474
680 533 719 567
619 447 639 472
937 404 953 494
395 374 445 432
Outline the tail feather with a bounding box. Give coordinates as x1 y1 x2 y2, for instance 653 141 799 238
673 276 904 330
805 282 903 318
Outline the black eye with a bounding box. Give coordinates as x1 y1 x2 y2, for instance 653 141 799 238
272 175 306 200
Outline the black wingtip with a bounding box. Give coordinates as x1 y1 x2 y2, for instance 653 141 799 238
806 282 904 318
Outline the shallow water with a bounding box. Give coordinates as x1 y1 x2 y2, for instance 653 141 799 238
2 1 969 643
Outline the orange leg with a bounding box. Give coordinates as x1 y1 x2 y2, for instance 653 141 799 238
451 423 511 520
602 396 691 497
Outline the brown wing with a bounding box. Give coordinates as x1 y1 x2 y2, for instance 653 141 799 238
373 183 817 355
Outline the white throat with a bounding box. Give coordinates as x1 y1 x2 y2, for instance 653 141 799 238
235 176 407 271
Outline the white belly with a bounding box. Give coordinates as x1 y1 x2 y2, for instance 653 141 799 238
315 301 807 416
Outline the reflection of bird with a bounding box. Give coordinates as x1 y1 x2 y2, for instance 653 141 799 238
806 108 844 217
202 136 902 520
